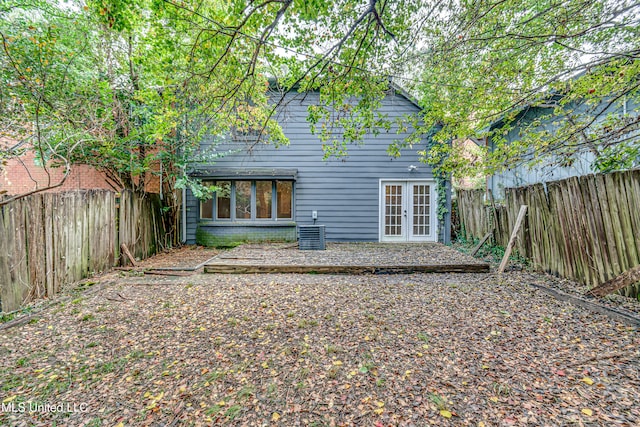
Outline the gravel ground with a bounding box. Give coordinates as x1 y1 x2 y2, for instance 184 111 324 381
1 270 638 426
2 244 638 426
208 242 487 266
206 242 640 316
525 272 640 317
452 242 640 317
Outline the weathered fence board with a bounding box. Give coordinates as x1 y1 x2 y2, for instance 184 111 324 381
457 169 640 297
117 191 169 265
0 190 168 312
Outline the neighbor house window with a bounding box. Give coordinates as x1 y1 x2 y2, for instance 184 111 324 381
199 180 293 221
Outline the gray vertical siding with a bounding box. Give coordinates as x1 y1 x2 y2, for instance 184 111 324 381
489 96 639 199
185 89 444 243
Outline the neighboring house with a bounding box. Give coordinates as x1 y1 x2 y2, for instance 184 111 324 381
0 139 115 195
453 138 485 190
183 86 451 246
0 138 162 196
485 94 639 199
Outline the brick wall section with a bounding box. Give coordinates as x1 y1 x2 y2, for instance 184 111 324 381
144 159 162 194
1 149 162 195
1 150 115 195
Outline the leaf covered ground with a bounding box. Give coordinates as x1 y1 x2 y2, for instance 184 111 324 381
1 271 638 426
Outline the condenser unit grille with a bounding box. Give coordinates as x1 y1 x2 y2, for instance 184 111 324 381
298 225 326 250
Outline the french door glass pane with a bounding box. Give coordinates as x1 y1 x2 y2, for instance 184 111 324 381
412 184 430 236
384 184 403 236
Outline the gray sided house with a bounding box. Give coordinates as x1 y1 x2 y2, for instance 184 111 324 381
486 94 639 200
183 87 451 246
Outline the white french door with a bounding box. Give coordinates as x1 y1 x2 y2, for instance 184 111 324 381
380 181 437 242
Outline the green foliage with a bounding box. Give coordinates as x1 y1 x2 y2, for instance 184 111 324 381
3 0 637 217
414 0 640 178
1 0 444 201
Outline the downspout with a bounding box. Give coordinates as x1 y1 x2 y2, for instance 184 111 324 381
485 136 491 198
181 186 187 244
159 161 163 200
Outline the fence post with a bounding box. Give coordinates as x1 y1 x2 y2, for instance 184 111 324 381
498 205 528 274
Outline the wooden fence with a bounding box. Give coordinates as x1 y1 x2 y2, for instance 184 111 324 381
119 191 170 262
457 169 640 296
0 190 169 312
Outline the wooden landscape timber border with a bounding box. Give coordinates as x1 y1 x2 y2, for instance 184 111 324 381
0 279 114 331
0 190 169 312
145 255 221 272
528 282 640 328
204 263 490 274
457 169 640 297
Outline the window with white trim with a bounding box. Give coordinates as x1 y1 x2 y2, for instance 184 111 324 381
199 180 293 221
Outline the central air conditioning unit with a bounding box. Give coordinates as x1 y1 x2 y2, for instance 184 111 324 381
298 225 326 250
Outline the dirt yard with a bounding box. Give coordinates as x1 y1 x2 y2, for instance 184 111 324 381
0 247 638 426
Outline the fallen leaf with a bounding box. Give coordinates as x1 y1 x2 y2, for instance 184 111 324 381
581 408 593 416
581 377 594 385
272 412 281 421
440 409 452 418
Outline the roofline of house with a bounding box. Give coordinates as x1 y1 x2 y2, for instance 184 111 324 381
481 63 640 134
484 92 564 133
267 76 423 111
